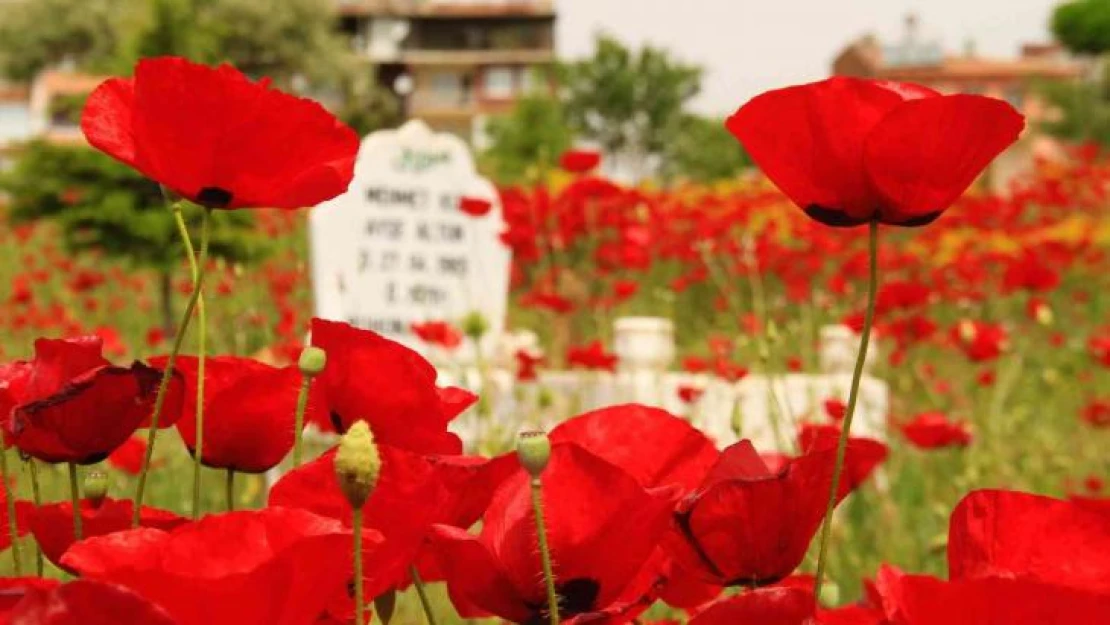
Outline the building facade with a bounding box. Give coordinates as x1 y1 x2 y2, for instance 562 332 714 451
336 0 556 142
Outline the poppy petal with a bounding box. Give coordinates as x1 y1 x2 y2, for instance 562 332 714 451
864 94 1024 223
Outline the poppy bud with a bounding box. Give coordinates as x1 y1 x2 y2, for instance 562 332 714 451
298 346 327 377
818 580 840 608
516 431 551 478
462 311 489 341
334 420 380 509
83 471 108 508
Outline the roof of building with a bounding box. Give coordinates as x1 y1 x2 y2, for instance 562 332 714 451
337 0 554 18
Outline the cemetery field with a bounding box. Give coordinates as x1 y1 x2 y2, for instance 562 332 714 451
1 146 1109 623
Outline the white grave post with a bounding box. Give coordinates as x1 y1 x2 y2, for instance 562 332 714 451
308 120 511 358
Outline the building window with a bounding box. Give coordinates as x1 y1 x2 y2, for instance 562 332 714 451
483 66 515 100
430 72 468 106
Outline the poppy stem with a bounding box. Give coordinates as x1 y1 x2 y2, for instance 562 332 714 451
409 565 439 625
133 204 210 526
529 477 560 625
292 377 311 468
26 458 43 576
353 507 365 625
225 469 235 512
67 463 82 541
191 209 212 521
812 220 879 603
0 447 23 575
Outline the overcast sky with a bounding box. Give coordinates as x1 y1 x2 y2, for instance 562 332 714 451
555 0 1061 116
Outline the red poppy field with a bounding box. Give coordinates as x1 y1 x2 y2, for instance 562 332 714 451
1 60 1109 624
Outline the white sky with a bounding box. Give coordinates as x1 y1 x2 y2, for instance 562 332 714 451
555 0 1061 116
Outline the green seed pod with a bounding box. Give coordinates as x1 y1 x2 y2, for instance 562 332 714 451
334 420 381 509
83 471 109 507
516 431 551 478
298 346 327 377
462 311 490 341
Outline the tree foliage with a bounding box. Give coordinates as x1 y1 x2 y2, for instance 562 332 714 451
660 114 750 184
1052 0 1110 55
481 93 572 184
0 0 127 80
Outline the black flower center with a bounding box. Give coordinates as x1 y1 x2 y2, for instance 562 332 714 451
196 186 233 208
524 577 600 624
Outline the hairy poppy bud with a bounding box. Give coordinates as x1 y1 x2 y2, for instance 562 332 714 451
83 471 108 508
298 346 327 377
818 580 840 608
462 311 489 341
334 420 380 509
516 431 551 478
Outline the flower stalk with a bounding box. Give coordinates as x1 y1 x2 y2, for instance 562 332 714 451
518 432 559 625
67 462 82 541
812 220 880 601
0 447 22 575
409 565 439 625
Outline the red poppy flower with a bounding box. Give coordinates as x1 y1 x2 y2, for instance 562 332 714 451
106 435 150 475
1090 335 1110 367
514 350 544 382
0 577 61 617
560 149 602 174
458 196 493 217
411 321 464 350
678 385 705 404
727 76 1023 227
309 318 473 453
2 337 183 464
269 442 515 600
62 507 354 625
900 412 972 449
82 56 359 210
823 398 847 422
5 579 178 625
947 489 1110 594
1002 253 1060 293
688 587 813 625
149 355 305 473
567 340 619 372
0 483 32 551
1080 400 1110 428
881 574 1110 625
29 498 186 572
666 438 887 587
431 443 677 623
950 321 1008 362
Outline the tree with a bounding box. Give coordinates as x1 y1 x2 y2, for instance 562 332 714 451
561 34 702 180
660 114 750 184
0 141 271 334
481 93 572 183
1052 0 1110 55
0 0 128 80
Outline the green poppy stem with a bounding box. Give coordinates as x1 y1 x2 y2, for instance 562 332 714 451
409 565 439 625
67 463 82 541
291 377 311 468
353 507 365 625
529 477 560 625
26 458 43 576
133 204 210 526
0 447 22 575
191 292 207 520
225 469 235 512
812 220 880 602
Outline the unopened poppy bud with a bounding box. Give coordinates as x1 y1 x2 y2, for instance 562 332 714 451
516 431 551 478
334 420 380 509
462 311 489 341
817 580 840 608
298 346 327 377
83 471 108 508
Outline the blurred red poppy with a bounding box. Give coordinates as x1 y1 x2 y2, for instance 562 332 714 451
411 321 464 350
900 412 972 449
431 443 676 624
950 321 1008 362
0 483 32 551
567 340 619 372
106 436 151 475
149 355 304 473
688 587 813 625
309 319 473 453
5 579 179 625
947 489 1110 594
458 196 493 217
727 76 1023 227
1081 400 1110 428
82 56 359 210
2 337 183 464
666 438 887 586
62 507 354 625
29 498 186 572
560 149 602 174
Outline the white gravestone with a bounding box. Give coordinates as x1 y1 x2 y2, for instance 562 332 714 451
308 120 510 355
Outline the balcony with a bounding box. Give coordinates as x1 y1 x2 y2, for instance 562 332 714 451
336 0 555 18
399 48 553 65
